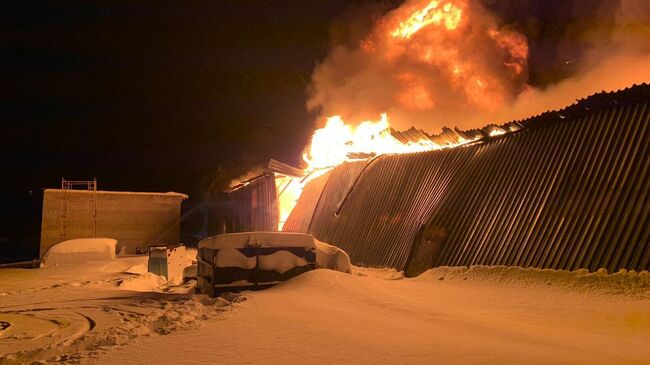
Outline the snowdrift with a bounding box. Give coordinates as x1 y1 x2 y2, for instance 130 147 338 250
315 239 351 273
41 238 117 266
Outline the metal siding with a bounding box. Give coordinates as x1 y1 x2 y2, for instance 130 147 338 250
308 161 368 242
226 174 278 232
290 85 649 273
282 171 331 233
435 101 648 273
305 148 472 269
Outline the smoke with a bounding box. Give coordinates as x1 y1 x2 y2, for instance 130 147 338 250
477 0 650 124
483 52 650 124
308 0 650 132
227 165 265 188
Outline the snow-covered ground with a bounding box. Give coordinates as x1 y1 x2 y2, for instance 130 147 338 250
1 260 649 364
0 256 240 364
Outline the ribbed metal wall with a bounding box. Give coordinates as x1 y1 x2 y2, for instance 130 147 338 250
289 85 649 274
226 173 278 233
432 100 649 274
307 161 368 237
283 171 331 233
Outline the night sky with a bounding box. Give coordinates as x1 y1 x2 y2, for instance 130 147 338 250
1 0 620 262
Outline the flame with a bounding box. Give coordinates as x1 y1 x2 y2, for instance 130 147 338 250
276 113 476 230
391 0 463 39
372 0 526 115
302 114 445 171
275 175 307 230
308 0 529 128
277 0 529 229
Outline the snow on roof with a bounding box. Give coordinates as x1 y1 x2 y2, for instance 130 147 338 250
44 189 188 199
199 232 315 250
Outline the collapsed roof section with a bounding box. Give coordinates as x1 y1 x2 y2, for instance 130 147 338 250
222 159 310 233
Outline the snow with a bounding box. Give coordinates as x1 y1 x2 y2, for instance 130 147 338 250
212 246 310 273
214 248 256 269
199 231 316 249
1 261 649 364
41 238 117 266
202 232 319 275
96 266 650 365
314 239 352 273
258 251 308 274
201 233 349 274
124 263 148 275
118 272 168 293
0 256 239 364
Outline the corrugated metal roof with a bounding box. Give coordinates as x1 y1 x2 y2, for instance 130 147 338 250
288 84 649 274
266 159 305 178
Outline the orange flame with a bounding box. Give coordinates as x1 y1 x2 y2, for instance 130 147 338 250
278 0 529 229
277 113 476 230
308 0 529 128
366 0 527 114
391 1 463 39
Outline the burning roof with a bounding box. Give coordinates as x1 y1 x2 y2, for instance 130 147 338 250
225 84 649 234
283 83 650 274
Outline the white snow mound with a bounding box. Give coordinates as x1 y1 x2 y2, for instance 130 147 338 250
258 251 308 274
41 238 117 266
214 248 257 269
315 240 351 273
119 272 167 293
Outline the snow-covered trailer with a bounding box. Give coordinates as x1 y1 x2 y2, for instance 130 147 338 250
40 189 187 257
197 232 317 296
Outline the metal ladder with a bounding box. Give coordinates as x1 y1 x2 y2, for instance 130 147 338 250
60 178 97 240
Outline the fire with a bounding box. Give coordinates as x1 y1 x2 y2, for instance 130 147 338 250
302 114 440 170
361 0 527 115
277 0 529 229
308 0 529 129
396 73 436 110
276 113 475 230
391 0 463 39
385 0 526 112
275 174 308 230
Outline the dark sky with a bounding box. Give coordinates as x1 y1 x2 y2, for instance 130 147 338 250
2 1 364 259
0 0 618 261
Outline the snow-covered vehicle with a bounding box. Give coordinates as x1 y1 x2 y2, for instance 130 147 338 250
197 232 350 296
41 238 118 266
